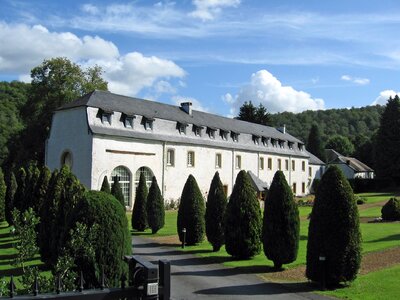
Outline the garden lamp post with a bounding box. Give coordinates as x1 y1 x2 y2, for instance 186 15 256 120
182 228 186 249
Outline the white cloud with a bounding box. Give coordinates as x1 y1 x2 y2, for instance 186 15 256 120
372 90 400 105
226 70 325 114
172 96 209 112
340 74 370 85
189 0 241 21
0 22 185 97
81 4 99 15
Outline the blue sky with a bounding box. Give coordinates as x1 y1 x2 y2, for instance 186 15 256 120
1 0 400 116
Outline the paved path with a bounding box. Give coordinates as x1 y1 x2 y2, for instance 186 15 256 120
133 236 328 300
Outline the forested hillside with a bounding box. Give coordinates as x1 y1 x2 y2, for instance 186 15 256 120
270 106 384 144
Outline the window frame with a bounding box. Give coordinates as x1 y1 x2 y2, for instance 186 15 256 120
187 151 195 167
166 148 175 167
215 153 222 168
235 155 242 169
259 157 264 170
268 157 272 170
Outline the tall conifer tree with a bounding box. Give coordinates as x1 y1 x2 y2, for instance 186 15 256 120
146 177 165 234
263 171 299 269
306 166 361 287
0 169 6 222
225 170 262 258
111 177 125 210
205 172 227 252
307 123 325 162
132 172 148 231
177 175 205 245
5 171 17 225
100 176 111 194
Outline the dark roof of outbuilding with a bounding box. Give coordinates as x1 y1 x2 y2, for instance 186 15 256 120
325 149 374 172
247 171 269 192
59 90 304 143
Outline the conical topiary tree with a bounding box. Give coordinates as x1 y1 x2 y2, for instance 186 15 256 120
306 166 362 287
33 166 51 214
381 198 400 221
100 176 111 194
111 177 125 210
263 171 299 269
13 167 26 212
205 172 227 252
225 170 262 258
177 175 205 245
146 176 165 234
5 171 17 225
132 172 148 231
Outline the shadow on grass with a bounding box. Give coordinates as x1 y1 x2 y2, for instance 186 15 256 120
131 231 153 236
0 263 44 277
0 253 18 261
0 231 11 239
0 242 14 249
366 234 400 243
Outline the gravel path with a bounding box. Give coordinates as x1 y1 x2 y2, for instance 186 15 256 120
133 236 329 300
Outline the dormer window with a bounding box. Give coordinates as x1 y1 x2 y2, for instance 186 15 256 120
262 137 269 146
220 129 229 141
271 138 277 147
177 122 187 134
278 140 285 148
122 113 135 128
207 127 216 139
193 125 203 137
298 143 304 151
288 141 294 149
98 109 113 125
143 117 154 131
253 135 260 145
231 132 239 142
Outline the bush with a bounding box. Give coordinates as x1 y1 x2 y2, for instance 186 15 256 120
225 170 262 259
100 176 111 194
111 176 125 210
310 179 320 194
67 191 131 287
205 172 227 252
0 169 5 222
131 172 148 231
354 195 367 205
263 171 299 269
306 166 362 287
177 175 205 245
381 198 400 221
146 177 165 234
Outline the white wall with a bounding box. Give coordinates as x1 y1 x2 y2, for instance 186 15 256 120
46 107 93 187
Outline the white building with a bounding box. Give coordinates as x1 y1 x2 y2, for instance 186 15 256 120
325 149 374 179
46 90 324 210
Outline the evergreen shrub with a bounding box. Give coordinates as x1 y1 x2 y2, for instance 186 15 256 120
5 171 17 225
177 175 205 245
100 176 111 194
225 170 262 258
381 198 400 221
263 171 299 269
306 166 362 287
111 177 125 210
67 191 131 287
132 172 148 231
0 169 5 222
146 177 165 234
205 172 227 252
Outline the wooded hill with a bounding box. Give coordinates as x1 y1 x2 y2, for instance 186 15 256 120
270 105 384 144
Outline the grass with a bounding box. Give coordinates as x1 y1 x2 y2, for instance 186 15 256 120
320 264 400 300
357 192 397 204
359 206 382 218
128 210 178 237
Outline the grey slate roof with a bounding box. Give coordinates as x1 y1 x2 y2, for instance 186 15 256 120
59 90 304 144
307 151 325 165
325 149 373 172
247 171 269 192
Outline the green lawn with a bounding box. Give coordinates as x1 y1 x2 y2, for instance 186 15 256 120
129 210 178 237
359 206 382 218
320 264 400 300
357 192 397 204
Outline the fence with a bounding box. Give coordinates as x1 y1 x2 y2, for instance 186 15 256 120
2 256 170 300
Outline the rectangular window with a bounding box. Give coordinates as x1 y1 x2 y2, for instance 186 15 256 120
292 160 296 171
220 130 228 140
268 158 272 170
278 159 282 170
144 119 153 130
302 161 306 172
101 113 112 125
194 125 203 137
259 157 264 170
285 159 289 171
293 182 297 194
216 153 222 168
253 135 260 145
288 142 294 149
235 155 241 169
167 149 175 166
302 182 306 194
178 123 187 134
187 151 195 167
208 128 216 139
262 137 269 147
231 132 239 142
309 166 312 177
124 116 134 128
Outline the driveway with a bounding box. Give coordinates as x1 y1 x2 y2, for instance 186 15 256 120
133 236 329 300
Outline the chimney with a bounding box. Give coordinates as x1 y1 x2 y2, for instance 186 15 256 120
277 124 286 134
181 102 192 115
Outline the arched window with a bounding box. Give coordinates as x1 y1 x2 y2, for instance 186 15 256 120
61 151 73 168
111 166 131 207
135 167 153 191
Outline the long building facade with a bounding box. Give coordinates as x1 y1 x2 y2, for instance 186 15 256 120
46 90 324 210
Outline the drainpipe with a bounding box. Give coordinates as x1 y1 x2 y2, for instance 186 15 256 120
231 149 235 192
289 155 292 186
